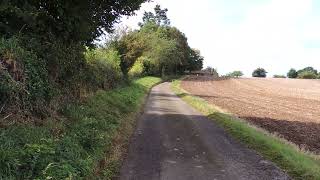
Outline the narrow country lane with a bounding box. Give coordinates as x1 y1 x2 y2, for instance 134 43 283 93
119 82 289 180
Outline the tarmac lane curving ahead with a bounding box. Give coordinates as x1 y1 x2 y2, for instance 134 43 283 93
119 82 290 180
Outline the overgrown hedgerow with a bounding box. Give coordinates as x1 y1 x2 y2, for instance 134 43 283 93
84 48 123 90
0 76 161 179
0 37 51 116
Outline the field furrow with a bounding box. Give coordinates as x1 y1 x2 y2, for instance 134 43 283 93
181 76 320 153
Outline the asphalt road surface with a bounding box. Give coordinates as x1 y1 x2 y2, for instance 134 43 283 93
119 82 290 180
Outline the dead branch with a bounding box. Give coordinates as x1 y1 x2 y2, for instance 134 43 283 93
2 113 12 121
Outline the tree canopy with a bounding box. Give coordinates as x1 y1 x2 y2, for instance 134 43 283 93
297 67 318 75
0 0 148 46
226 71 243 78
252 68 267 78
287 67 319 79
287 68 298 78
139 4 170 26
114 5 204 77
297 71 317 79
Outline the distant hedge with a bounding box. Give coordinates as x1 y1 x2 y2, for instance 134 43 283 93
298 71 317 79
273 75 286 78
287 67 319 79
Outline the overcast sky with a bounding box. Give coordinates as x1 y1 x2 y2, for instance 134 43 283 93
118 0 320 77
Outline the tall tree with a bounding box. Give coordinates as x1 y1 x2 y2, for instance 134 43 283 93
188 49 204 72
287 68 298 78
252 68 267 78
116 4 204 77
139 5 170 26
117 31 146 79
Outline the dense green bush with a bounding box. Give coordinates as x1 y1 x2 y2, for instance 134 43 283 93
226 71 243 78
294 67 319 79
84 48 122 90
287 67 320 79
129 57 145 78
252 68 267 78
297 67 318 76
297 71 318 79
141 56 160 76
287 68 298 78
0 38 50 116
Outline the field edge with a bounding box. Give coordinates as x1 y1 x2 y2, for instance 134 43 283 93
171 78 320 180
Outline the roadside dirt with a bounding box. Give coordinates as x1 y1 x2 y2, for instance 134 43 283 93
181 76 320 153
119 82 289 180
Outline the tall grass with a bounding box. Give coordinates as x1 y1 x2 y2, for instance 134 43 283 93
171 79 320 180
0 77 161 179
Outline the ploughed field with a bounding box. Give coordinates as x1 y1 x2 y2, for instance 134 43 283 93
181 76 320 154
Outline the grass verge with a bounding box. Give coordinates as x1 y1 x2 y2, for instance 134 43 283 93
0 76 161 180
171 79 320 180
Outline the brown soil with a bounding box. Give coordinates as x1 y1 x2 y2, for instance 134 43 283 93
181 76 320 154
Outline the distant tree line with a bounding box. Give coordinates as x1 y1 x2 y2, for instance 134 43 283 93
222 66 320 79
250 67 320 79
287 67 319 79
225 70 244 78
273 74 286 78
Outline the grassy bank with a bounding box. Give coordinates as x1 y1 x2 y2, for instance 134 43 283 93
172 79 320 180
0 76 161 179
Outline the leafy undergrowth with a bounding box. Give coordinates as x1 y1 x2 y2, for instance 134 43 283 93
0 76 161 179
172 79 320 180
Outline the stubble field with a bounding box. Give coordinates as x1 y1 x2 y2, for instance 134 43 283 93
181 76 320 153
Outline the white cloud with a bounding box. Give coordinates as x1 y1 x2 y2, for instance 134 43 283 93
118 0 320 77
